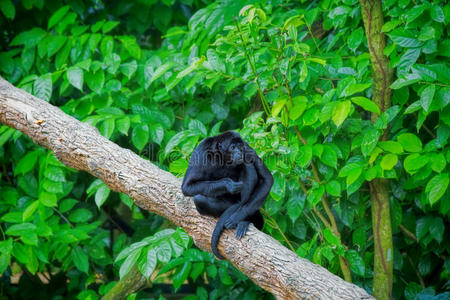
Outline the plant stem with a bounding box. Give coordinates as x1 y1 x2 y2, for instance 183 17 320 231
234 18 270 116
360 0 394 299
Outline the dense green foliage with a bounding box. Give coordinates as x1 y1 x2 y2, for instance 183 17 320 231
0 0 449 299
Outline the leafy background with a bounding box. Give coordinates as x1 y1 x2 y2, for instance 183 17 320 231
0 0 449 299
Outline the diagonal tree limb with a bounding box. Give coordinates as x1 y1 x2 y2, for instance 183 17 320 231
0 76 373 300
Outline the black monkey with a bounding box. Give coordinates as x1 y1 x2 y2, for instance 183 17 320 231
181 131 273 259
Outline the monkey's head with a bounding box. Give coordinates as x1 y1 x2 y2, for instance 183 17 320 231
215 131 245 166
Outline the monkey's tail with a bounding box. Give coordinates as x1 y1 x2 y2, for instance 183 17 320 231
211 203 240 260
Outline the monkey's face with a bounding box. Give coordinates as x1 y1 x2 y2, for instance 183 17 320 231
224 141 244 166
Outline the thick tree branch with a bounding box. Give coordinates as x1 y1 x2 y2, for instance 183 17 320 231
0 76 373 300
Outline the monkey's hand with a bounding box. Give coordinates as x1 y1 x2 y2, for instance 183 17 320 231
225 179 243 194
224 209 246 229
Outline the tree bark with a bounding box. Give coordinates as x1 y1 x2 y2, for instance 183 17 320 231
0 76 374 300
359 1 394 299
102 266 147 300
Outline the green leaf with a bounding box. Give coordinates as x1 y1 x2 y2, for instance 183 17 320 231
164 131 186 156
55 40 71 69
115 242 148 263
397 133 422 152
102 21 119 33
120 60 138 79
347 27 364 52
68 209 93 223
48 5 70 29
23 200 39 221
299 61 308 83
85 69 105 94
39 191 58 207
72 246 89 273
296 145 312 167
47 35 67 57
67 67 84 90
118 36 141 59
351 97 380 114
389 29 423 48
416 216 433 240
138 248 157 278
95 184 110 208
352 227 366 248
332 100 351 127
420 85 435 112
120 248 141 278
206 49 225 73
429 217 444 244
116 117 130 136
323 228 340 246
188 120 207 136
286 192 304 223
382 19 401 32
346 166 362 187
378 141 403 154
346 250 365 276
431 153 446 173
390 73 421 89
149 124 164 145
418 26 435 42
132 125 149 152
21 46 35 73
425 174 449 206
14 150 39 175
105 53 121 74
341 83 371 97
404 153 429 174
397 48 421 73
33 74 52 102
88 33 102 51
169 159 188 174
6 223 36 236
173 262 192 290
99 118 115 139
406 5 426 24
10 28 46 47
326 180 341 197
0 0 15 19
0 53 14 74
289 96 307 120
176 57 204 80
272 97 287 117
321 146 337 169
430 5 445 23
380 153 398 170
151 62 175 84
59 198 77 213
0 254 10 273
0 239 13 254
361 128 380 156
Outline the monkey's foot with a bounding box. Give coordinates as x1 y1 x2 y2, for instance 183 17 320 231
235 221 250 239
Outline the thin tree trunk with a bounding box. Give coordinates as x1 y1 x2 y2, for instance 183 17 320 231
0 76 374 299
102 266 147 300
359 1 394 299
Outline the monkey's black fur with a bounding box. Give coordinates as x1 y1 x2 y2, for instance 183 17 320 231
181 131 273 259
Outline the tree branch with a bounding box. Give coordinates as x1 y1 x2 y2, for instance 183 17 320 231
0 76 373 300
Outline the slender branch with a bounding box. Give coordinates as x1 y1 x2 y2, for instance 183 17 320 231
399 224 418 243
261 209 296 253
234 17 270 115
281 73 352 282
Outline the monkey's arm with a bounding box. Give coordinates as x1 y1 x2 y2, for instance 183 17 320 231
182 164 242 197
239 163 258 204
225 150 273 228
